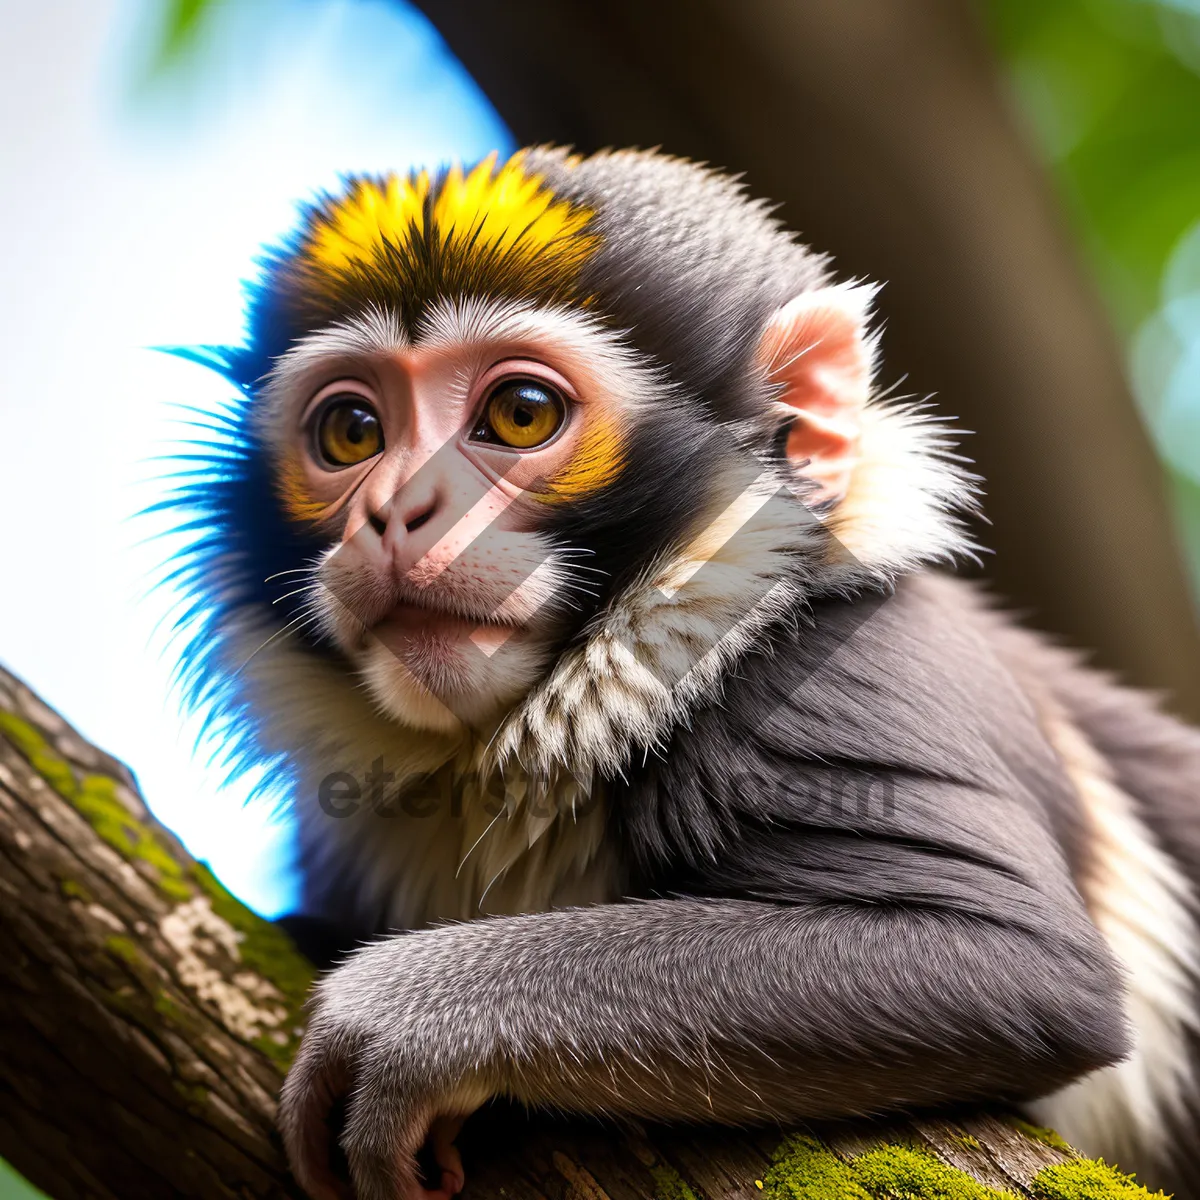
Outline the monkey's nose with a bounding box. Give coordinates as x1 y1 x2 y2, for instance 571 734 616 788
363 484 449 574
349 464 515 585
367 492 438 539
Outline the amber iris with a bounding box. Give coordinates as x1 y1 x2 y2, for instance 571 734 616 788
477 379 566 449
315 398 383 466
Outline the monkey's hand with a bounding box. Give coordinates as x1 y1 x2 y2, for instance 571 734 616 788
279 936 495 1200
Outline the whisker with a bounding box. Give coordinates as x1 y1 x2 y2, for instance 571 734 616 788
477 864 508 910
456 807 506 877
234 612 322 676
558 563 609 577
272 583 324 606
264 568 316 584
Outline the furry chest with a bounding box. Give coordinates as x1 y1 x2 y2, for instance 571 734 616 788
303 760 619 932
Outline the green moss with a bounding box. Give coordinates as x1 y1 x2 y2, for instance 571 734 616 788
158 864 314 1068
85 779 192 898
192 862 313 1010
152 989 217 1046
0 711 78 800
0 714 196 904
157 874 193 901
72 773 136 854
854 1146 1015 1200
763 1135 872 1200
1006 1118 1073 1155
153 991 184 1024
0 703 315 1067
253 1031 298 1070
648 1161 700 1200
103 986 141 1019
1032 1160 1170 1200
172 1079 210 1110
58 878 90 902
73 774 194 903
764 1138 1026 1200
104 935 147 970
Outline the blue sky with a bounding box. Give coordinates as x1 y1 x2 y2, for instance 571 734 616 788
0 0 514 916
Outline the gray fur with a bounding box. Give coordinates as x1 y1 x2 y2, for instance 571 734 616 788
194 148 1200 1198
980 598 1200 1194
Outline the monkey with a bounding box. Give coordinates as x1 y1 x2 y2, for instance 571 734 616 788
167 147 1200 1200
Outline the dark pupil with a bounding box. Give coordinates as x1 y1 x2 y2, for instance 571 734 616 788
508 384 549 426
344 411 366 443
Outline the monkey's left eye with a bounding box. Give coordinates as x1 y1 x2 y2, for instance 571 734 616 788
472 379 566 450
314 397 384 467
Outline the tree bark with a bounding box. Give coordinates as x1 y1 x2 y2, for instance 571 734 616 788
413 0 1200 723
0 663 1154 1199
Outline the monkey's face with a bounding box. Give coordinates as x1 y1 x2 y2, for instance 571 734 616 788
259 299 656 733
219 149 881 740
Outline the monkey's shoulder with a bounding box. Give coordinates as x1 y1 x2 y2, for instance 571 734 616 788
615 572 1086 904
685 571 1055 786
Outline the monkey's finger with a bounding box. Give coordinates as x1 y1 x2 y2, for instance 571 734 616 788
424 1115 466 1199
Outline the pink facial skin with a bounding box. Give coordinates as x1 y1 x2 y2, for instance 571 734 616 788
286 340 607 732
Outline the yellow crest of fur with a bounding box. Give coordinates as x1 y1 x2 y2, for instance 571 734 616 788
303 152 598 290
308 172 431 272
433 153 596 263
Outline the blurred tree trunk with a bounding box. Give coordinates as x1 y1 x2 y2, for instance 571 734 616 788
0 662 1135 1199
415 0 1200 722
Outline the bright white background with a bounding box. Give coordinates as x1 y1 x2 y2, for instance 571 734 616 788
0 0 513 916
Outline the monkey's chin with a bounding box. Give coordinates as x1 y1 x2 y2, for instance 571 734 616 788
356 615 547 735
358 652 466 735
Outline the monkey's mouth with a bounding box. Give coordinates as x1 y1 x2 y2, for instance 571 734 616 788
367 601 518 658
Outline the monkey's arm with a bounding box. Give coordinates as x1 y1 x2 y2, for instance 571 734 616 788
281 874 1127 1200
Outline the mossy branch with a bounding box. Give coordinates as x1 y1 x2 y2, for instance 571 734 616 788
0 664 1165 1200
0 666 310 1199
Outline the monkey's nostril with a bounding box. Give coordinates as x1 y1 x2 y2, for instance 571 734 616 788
367 510 387 536
405 505 436 535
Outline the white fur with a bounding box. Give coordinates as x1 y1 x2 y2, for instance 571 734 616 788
258 305 408 440
226 610 617 930
416 294 671 418
827 399 979 582
1029 710 1200 1178
491 399 977 781
258 296 669 453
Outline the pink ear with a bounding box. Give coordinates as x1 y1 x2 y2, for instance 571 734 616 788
757 283 879 503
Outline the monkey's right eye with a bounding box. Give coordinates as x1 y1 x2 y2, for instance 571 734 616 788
314 397 384 467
